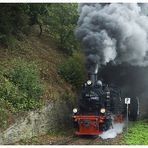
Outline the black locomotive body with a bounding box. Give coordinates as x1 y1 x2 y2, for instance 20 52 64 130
79 81 123 116
72 64 139 135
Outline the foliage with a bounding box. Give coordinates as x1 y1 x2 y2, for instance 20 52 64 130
0 74 41 111
47 3 79 54
0 59 43 112
0 74 20 105
0 4 50 46
0 35 18 49
58 52 86 89
124 120 148 145
28 4 48 25
0 4 30 46
0 108 8 129
0 75 18 128
7 59 44 101
28 4 49 36
0 3 80 54
61 91 76 105
0 99 12 128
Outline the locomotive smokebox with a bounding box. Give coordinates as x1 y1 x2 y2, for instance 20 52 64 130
89 63 99 86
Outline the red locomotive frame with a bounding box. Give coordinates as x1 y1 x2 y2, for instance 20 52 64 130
73 115 105 135
72 114 123 135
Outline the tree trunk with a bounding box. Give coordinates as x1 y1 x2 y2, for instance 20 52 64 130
39 24 42 37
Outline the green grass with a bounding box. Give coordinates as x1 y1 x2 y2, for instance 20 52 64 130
124 120 148 145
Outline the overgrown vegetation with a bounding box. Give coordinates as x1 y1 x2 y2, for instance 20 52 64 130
0 2 83 92
0 98 14 129
123 120 148 145
58 52 86 89
0 3 79 54
0 4 30 47
47 4 79 54
7 59 43 101
0 3 84 133
28 4 49 36
0 59 43 129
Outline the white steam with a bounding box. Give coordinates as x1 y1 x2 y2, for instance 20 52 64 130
75 3 148 68
99 120 125 139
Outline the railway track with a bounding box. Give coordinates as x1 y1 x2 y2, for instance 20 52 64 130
51 135 100 145
51 135 78 145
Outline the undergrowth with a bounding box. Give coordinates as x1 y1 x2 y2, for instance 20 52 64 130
58 51 86 89
123 120 148 145
0 59 44 129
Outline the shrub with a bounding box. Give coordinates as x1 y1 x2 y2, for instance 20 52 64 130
0 74 20 105
0 35 18 48
0 107 9 129
47 4 79 55
58 52 86 89
8 59 43 100
0 98 14 129
0 59 44 111
0 4 30 47
0 73 42 111
0 74 19 111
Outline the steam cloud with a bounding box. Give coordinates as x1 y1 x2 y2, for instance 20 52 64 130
75 3 148 69
99 121 124 139
98 115 125 139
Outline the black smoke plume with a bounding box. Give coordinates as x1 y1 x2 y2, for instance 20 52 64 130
76 3 148 68
75 3 148 117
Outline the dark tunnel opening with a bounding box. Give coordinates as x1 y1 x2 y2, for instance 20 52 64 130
99 62 148 118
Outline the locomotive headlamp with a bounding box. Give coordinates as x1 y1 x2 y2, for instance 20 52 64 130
97 80 102 86
100 108 106 113
73 108 78 113
87 80 92 85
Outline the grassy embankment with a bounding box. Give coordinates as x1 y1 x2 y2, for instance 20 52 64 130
122 120 148 145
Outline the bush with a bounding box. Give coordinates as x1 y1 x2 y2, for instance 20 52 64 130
0 74 21 110
0 107 9 129
0 72 42 111
0 98 15 129
0 34 18 48
58 52 86 89
0 74 21 104
8 59 43 100
47 4 79 55
0 59 44 111
0 4 30 47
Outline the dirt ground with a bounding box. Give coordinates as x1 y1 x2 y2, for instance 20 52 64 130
14 130 125 145
52 134 124 145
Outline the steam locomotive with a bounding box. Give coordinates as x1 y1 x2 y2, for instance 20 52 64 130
72 64 139 135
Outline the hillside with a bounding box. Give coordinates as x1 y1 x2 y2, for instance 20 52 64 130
0 3 148 145
0 32 72 94
0 27 76 132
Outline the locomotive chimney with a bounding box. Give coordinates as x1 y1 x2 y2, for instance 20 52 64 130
90 63 98 86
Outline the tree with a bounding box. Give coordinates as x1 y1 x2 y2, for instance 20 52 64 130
47 4 79 54
28 4 49 36
0 4 30 46
58 51 86 89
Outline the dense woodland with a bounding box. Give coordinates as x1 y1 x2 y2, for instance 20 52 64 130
0 4 79 54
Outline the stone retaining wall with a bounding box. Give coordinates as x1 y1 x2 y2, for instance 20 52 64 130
0 100 73 144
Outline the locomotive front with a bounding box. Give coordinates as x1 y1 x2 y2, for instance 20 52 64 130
72 64 124 135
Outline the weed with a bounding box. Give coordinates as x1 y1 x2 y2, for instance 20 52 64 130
124 120 148 145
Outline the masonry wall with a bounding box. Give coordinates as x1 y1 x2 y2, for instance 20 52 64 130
0 100 73 144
